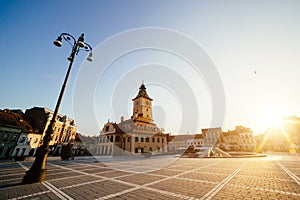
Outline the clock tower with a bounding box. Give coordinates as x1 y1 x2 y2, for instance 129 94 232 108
132 83 153 124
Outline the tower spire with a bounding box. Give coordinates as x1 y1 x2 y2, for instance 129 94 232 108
132 82 152 101
132 82 153 123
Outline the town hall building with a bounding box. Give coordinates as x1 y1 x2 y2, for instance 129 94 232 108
97 83 167 155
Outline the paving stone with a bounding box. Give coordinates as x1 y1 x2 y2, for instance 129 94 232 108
61 180 133 199
0 154 299 200
149 178 217 198
116 174 164 185
115 188 182 200
48 175 102 189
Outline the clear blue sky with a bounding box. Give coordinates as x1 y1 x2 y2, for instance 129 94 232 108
1 0 300 135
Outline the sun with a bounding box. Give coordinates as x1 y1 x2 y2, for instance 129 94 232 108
259 109 282 129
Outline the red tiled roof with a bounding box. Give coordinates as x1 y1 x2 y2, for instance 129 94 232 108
0 109 33 132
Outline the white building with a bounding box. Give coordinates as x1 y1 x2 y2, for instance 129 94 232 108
97 83 167 155
201 127 222 147
12 132 42 158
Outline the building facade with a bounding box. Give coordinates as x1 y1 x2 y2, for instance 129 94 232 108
97 83 167 155
0 123 22 159
235 126 256 151
24 107 77 153
12 132 42 158
201 127 223 147
256 116 300 152
166 134 204 153
221 126 256 152
0 109 41 159
221 130 241 151
73 133 98 156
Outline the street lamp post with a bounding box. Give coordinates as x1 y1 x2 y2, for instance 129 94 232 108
22 33 93 184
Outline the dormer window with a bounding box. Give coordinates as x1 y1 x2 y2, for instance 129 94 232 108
19 136 26 143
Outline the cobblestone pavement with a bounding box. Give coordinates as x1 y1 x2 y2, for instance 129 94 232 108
0 153 299 200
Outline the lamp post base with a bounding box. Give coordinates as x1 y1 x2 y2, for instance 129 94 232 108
21 147 49 184
22 168 47 184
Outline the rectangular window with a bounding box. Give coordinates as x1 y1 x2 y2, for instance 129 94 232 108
0 147 3 156
15 148 20 156
19 136 26 143
27 137 32 145
141 137 144 142
157 138 160 143
3 134 9 142
152 138 155 143
21 148 26 156
128 137 130 142
12 135 18 142
146 137 149 143
135 137 139 142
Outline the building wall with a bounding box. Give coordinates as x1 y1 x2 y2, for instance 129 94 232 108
221 126 256 152
167 134 204 152
202 128 222 147
25 107 77 149
12 132 42 157
133 97 153 123
0 125 21 159
97 84 167 155
97 130 166 155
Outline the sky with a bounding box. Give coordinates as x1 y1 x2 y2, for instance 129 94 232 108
1 0 300 136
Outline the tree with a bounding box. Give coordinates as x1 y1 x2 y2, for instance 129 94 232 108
60 143 73 160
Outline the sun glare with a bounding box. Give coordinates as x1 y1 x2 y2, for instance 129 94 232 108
259 109 282 129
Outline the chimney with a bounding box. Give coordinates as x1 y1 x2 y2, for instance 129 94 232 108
121 116 124 122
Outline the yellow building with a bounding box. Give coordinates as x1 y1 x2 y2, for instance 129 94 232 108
0 109 42 159
202 127 223 147
24 107 77 152
97 83 167 155
221 126 256 152
166 134 204 153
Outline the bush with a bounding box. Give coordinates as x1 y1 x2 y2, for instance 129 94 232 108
13 156 26 161
143 152 152 158
60 143 74 160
